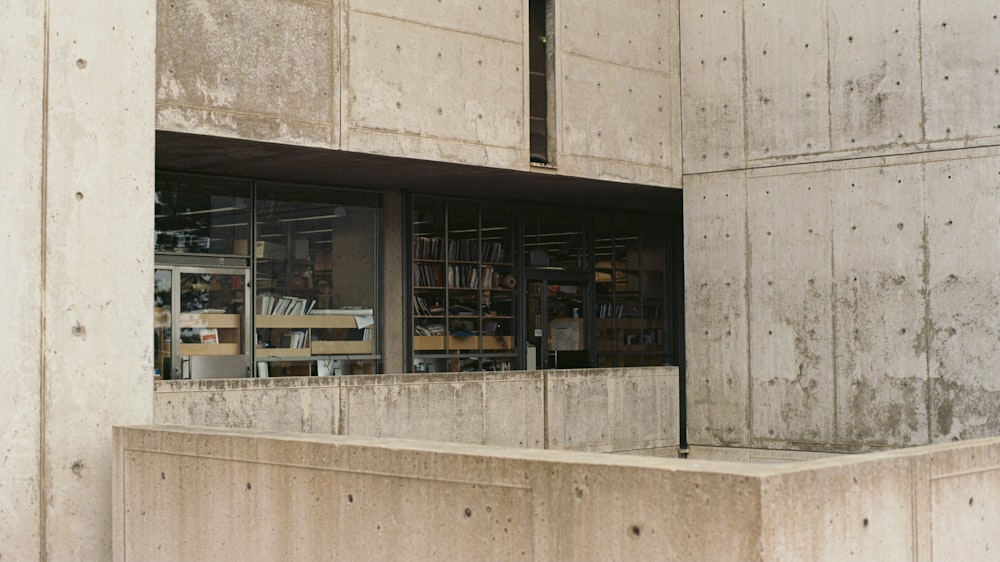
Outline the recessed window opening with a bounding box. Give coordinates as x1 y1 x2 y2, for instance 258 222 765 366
529 0 552 164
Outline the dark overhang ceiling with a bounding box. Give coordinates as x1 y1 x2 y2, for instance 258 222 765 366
156 131 682 215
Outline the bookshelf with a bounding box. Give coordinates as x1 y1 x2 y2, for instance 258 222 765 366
410 197 518 372
592 220 669 368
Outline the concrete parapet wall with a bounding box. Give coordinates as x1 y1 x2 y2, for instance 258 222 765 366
114 426 1000 561
154 367 679 455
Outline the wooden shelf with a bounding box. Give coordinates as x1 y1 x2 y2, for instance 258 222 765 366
179 343 241 356
256 347 312 358
413 335 513 351
179 313 241 329
255 314 358 329
311 340 374 355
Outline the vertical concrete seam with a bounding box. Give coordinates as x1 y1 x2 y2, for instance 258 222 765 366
542 371 549 449
743 171 753 444
338 1 348 149
740 0 750 165
910 456 919 562
829 175 839 443
674 0 685 182
39 0 51 559
921 163 931 444
824 0 833 150
917 0 927 141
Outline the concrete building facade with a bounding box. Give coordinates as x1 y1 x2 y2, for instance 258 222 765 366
5 0 1000 558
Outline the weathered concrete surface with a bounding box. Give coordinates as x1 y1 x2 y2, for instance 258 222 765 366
682 0 1000 454
1 1 156 560
156 0 682 187
557 0 682 186
688 445 841 465
681 0 1000 173
156 0 337 147
154 367 679 454
1 4 45 560
685 147 1000 452
115 426 1000 561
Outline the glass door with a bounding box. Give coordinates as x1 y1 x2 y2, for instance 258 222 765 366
154 266 251 379
525 271 593 369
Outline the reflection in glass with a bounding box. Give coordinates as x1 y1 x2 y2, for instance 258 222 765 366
155 175 251 255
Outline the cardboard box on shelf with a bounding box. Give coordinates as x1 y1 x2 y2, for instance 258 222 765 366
255 241 286 260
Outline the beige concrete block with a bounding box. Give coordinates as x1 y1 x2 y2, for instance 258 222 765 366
482 371 545 449
684 171 750 446
688 445 840 464
748 170 835 445
341 374 488 444
546 367 678 453
156 0 336 146
559 54 676 174
925 156 1000 441
346 12 524 161
679 0 746 173
155 378 341 434
744 0 831 160
827 0 922 151
760 456 916 560
921 1 1000 142
832 164 928 447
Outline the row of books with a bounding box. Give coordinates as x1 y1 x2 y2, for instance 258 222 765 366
447 265 506 289
412 236 507 263
595 303 662 319
415 264 507 289
257 294 318 316
596 303 625 319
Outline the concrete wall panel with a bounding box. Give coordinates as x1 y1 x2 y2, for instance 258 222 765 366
744 0 830 160
832 164 927 447
116 427 1000 561
921 1 1000 143
558 55 675 173
683 171 750 445
679 0 745 173
560 0 672 72
42 1 156 559
156 0 336 146
341 374 489 444
926 156 1000 441
827 0 922 151
556 0 681 186
546 368 678 453
155 368 675 454
346 11 525 167
760 455 916 559
748 170 835 445
0 4 44 560
350 0 523 43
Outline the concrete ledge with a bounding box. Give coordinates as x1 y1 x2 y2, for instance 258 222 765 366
154 367 679 455
114 426 1000 561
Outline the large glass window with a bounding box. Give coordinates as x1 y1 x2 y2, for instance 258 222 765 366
409 196 680 373
154 173 381 379
411 196 517 372
254 184 380 377
155 175 251 255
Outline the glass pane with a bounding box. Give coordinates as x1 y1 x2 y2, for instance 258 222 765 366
155 175 251 255
255 184 379 370
178 271 246 355
523 205 589 270
154 269 172 380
